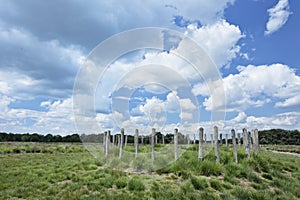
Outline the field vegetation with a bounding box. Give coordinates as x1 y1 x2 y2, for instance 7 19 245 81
1 142 300 199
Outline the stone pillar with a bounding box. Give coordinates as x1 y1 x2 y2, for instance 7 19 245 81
119 128 124 159
105 130 110 157
225 133 228 147
231 129 238 163
112 134 115 146
141 135 144 145
187 134 190 145
204 134 207 144
220 133 223 145
135 129 139 158
237 133 241 146
243 128 250 158
174 128 178 161
155 135 158 144
151 128 155 162
211 134 214 145
162 135 165 145
198 127 204 161
214 126 220 163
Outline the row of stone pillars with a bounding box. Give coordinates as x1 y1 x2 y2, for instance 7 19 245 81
102 126 260 163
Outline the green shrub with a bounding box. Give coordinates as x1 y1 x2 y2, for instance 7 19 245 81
200 190 219 200
128 178 145 191
262 173 273 180
116 177 127 189
210 179 223 191
199 160 223 176
190 176 208 190
232 187 253 200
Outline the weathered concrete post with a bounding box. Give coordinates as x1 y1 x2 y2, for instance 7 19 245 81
141 135 144 145
237 133 241 146
162 135 165 145
119 128 124 159
243 128 250 158
198 127 204 161
220 133 223 145
117 135 120 147
125 135 128 147
211 134 214 145
254 129 260 152
108 130 111 147
155 135 158 144
225 133 228 147
187 134 190 145
231 129 238 163
151 128 155 162
105 130 110 157
103 131 107 152
248 131 252 150
135 129 139 158
204 134 207 144
214 126 220 163
193 132 196 144
174 128 178 161
112 134 115 146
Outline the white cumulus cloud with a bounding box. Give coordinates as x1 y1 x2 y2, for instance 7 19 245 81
265 0 292 35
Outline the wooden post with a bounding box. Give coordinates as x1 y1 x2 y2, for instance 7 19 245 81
220 133 223 145
237 133 241 146
174 128 178 161
151 128 155 162
198 127 204 161
119 128 124 159
135 129 139 158
231 129 238 163
214 126 220 163
243 128 250 158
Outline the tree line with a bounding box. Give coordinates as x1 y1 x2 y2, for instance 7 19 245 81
0 129 299 145
259 129 300 145
0 132 81 143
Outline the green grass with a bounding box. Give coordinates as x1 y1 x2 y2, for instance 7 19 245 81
0 142 300 199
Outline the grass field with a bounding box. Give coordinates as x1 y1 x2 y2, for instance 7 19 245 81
1 142 300 199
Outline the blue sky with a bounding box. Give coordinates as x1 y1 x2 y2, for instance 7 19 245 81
0 0 299 135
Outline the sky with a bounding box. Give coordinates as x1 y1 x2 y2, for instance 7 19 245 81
0 0 299 136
